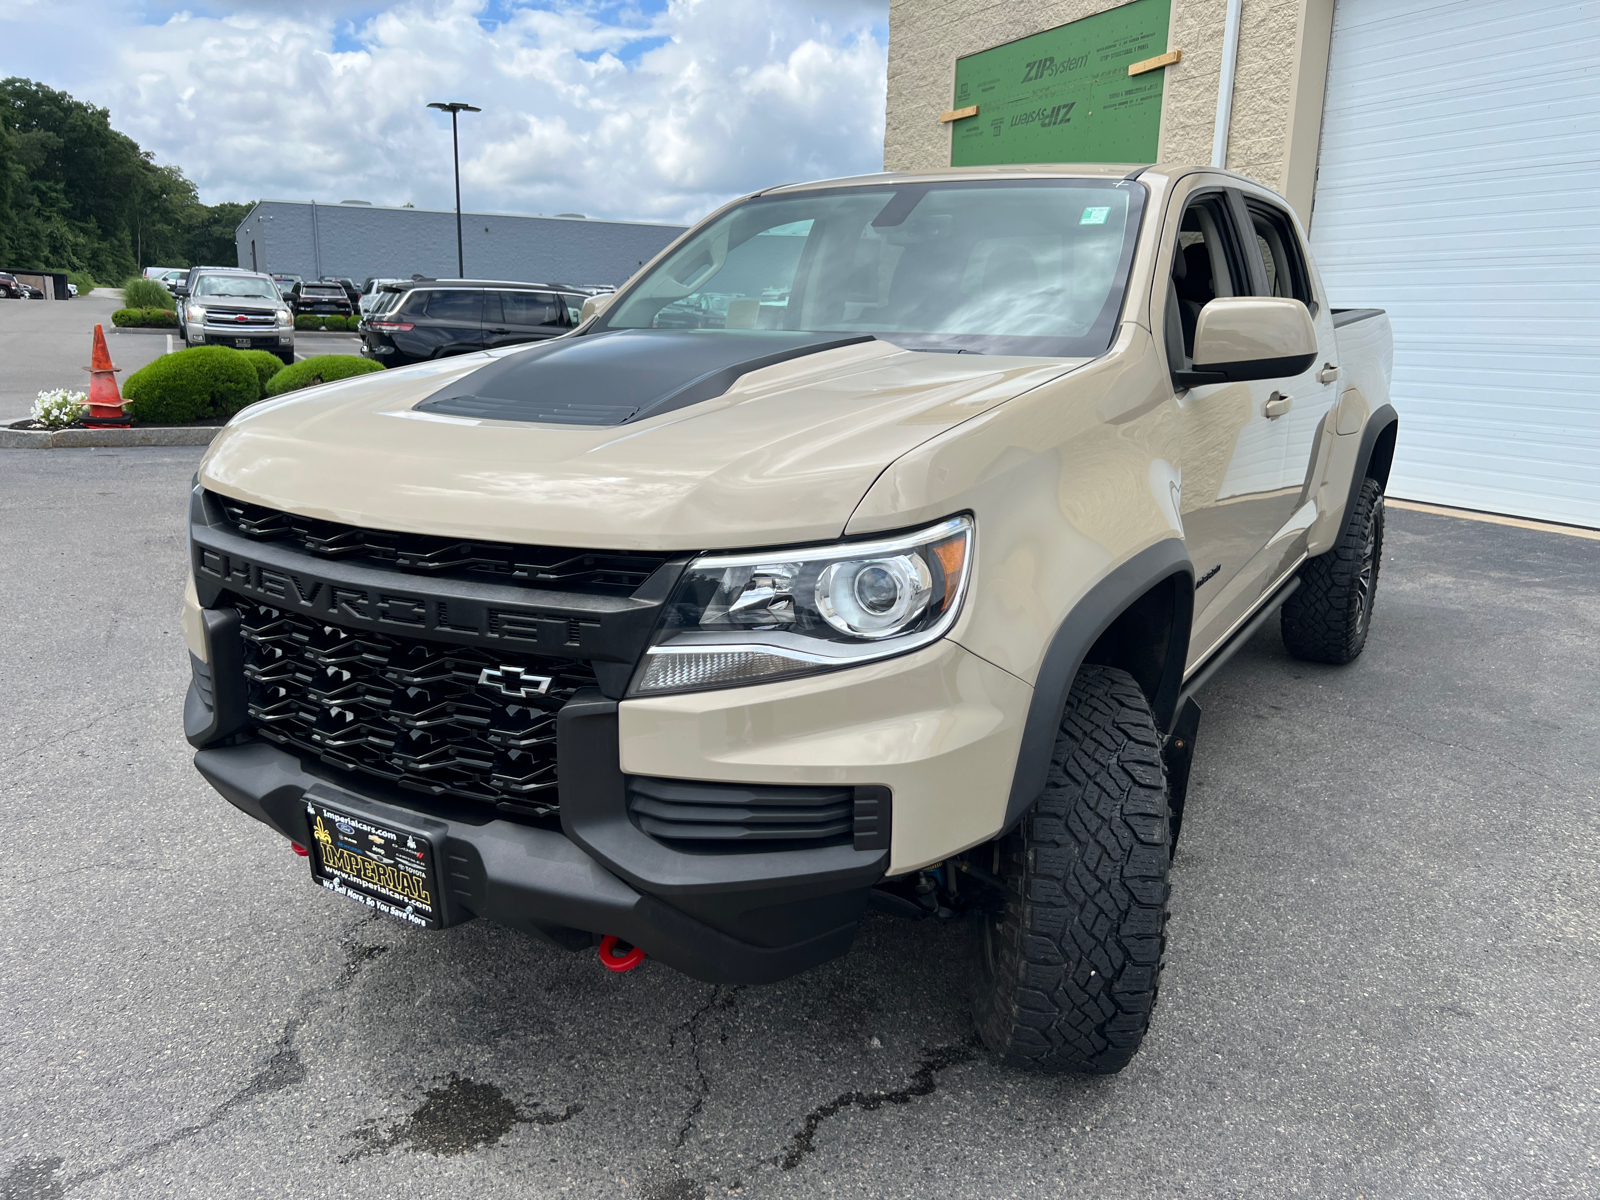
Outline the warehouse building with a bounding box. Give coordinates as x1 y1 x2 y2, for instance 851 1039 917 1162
234 200 687 293
887 0 1599 527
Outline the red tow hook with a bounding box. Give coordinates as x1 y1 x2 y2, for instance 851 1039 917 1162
598 935 646 972
291 842 310 857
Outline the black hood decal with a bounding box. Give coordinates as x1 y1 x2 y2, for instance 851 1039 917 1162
412 329 874 427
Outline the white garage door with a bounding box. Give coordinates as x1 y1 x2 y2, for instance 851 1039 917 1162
1308 0 1600 527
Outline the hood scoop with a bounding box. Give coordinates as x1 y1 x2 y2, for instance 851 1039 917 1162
413 329 873 427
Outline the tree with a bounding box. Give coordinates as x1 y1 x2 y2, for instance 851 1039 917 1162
0 78 251 277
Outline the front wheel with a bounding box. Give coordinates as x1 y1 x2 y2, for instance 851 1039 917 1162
969 664 1171 1074
1281 476 1385 665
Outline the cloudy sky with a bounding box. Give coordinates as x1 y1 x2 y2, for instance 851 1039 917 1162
0 0 890 226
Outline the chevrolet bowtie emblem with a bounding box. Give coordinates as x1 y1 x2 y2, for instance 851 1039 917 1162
478 665 554 699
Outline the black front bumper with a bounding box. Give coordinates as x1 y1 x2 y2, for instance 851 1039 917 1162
188 677 888 986
185 492 890 983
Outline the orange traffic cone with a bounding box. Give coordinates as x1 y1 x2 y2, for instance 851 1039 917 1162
81 324 130 426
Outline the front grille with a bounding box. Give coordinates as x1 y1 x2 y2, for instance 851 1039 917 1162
212 493 667 596
237 600 595 816
204 309 276 327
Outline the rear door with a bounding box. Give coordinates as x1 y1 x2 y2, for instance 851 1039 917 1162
484 290 567 350
422 289 486 357
1242 196 1339 530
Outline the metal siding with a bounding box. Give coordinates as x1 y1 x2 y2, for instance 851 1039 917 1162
1309 0 1600 527
234 202 686 290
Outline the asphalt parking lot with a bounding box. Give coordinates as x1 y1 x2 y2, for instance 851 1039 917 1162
1 448 1596 1200
0 292 362 423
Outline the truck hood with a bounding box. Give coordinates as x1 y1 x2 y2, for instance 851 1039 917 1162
201 332 1084 551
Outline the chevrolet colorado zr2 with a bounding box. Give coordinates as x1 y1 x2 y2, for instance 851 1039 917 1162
182 164 1396 1074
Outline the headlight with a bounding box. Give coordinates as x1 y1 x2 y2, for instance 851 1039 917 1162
631 515 973 696
276 310 292 326
188 305 207 321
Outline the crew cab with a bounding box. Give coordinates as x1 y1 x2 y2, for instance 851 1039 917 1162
182 164 1396 1075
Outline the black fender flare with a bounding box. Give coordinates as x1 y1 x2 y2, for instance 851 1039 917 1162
1344 403 1399 519
1000 538 1194 834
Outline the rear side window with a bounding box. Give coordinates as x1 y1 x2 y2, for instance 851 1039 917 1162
495 291 562 326
1246 201 1314 311
424 290 484 322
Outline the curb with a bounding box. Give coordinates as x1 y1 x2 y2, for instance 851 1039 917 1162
1 425 222 449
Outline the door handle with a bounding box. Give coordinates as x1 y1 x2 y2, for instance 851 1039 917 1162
1317 363 1340 384
1263 392 1292 419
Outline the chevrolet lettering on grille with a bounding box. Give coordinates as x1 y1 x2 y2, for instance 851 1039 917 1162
192 543 605 654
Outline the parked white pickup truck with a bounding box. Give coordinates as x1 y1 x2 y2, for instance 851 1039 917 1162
182 163 1395 1074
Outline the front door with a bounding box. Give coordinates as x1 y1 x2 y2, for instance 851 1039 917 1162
1159 188 1292 661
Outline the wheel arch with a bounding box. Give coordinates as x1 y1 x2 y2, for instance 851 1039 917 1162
999 538 1193 835
1346 404 1399 517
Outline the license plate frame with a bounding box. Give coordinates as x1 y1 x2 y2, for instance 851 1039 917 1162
304 796 443 929
233 337 253 348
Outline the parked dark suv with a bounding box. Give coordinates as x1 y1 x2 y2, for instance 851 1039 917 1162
0 272 21 299
360 279 589 367
284 279 354 318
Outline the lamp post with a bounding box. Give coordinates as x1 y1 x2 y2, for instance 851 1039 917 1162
426 101 481 278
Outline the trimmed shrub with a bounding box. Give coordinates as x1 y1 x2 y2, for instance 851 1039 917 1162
239 349 287 393
263 355 383 398
111 307 178 328
323 314 350 331
123 346 260 423
294 314 321 331
122 276 176 310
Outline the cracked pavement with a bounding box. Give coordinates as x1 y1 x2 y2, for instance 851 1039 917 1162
2 448 1597 1199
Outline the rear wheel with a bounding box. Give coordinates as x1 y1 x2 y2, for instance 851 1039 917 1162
1281 476 1385 664
969 664 1171 1074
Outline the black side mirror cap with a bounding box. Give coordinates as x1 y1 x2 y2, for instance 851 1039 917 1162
1173 352 1317 388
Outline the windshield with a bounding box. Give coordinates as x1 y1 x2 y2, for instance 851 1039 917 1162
196 275 279 300
600 179 1145 357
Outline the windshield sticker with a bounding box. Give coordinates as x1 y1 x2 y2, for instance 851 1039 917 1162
1080 207 1111 225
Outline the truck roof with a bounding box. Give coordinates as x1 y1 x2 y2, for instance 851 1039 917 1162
760 163 1268 195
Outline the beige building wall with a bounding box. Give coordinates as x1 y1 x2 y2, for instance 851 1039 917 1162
885 0 1334 222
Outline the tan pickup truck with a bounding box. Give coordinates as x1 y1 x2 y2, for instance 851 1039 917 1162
182 163 1396 1074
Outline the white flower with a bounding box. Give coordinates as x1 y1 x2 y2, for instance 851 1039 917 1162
31 389 88 429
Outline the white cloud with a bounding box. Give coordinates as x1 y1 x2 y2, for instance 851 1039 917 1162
0 0 889 225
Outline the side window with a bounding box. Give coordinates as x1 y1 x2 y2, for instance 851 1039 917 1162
499 291 562 326
425 290 484 323
1246 202 1314 312
1164 193 1248 369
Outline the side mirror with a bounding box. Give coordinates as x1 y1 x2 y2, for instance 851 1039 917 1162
1175 297 1317 388
579 292 616 324
170 284 189 297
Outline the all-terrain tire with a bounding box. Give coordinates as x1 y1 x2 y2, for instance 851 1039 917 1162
969 664 1171 1074
1281 476 1385 665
